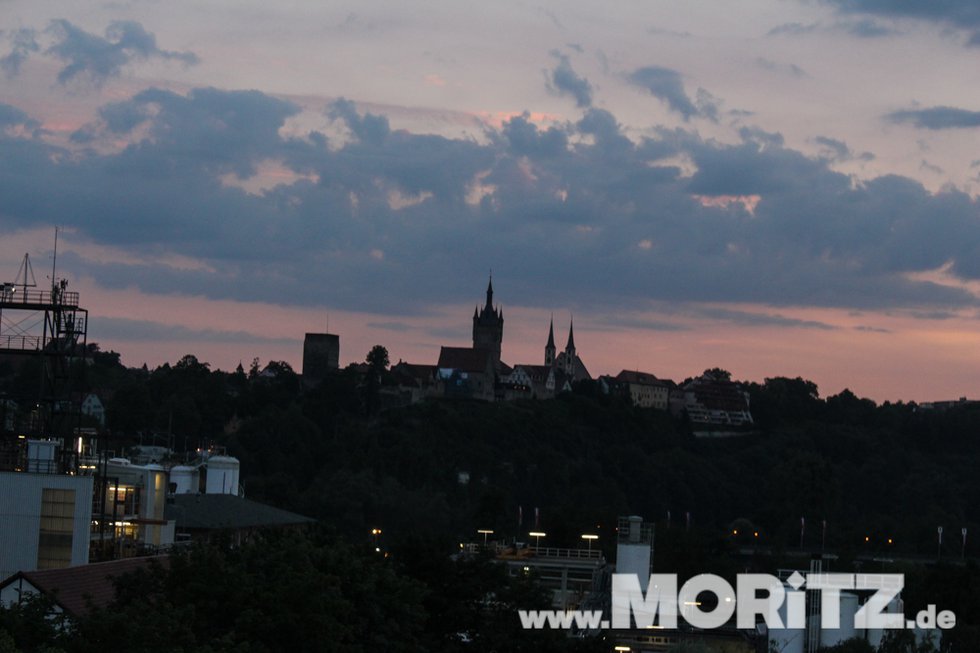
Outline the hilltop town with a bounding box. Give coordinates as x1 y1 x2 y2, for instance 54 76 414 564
303 277 754 433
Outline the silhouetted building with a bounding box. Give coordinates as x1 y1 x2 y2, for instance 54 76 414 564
670 370 753 433
302 333 339 383
472 277 504 371
437 347 496 401
613 370 672 410
552 318 590 382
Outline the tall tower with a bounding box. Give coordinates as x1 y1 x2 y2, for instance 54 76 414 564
472 276 504 369
563 318 576 375
544 317 556 366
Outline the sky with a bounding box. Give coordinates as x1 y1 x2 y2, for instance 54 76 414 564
1 0 980 401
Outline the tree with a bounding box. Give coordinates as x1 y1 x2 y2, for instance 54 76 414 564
72 531 428 653
364 345 390 415
366 345 390 372
702 368 732 382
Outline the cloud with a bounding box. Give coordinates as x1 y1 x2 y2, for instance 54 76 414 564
836 18 897 37
886 106 980 130
501 112 568 158
1 28 39 76
647 26 693 38
92 317 299 346
3 84 980 326
853 325 890 333
768 18 896 39
693 307 837 330
628 66 700 120
814 136 874 162
768 22 818 36
0 103 39 130
546 53 593 108
756 58 808 78
822 0 980 45
45 19 198 86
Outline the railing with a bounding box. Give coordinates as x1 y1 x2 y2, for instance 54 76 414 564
0 287 80 307
0 335 42 351
529 546 603 560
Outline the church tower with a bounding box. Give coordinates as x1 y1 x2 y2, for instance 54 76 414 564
563 319 576 376
544 317 556 366
472 276 504 369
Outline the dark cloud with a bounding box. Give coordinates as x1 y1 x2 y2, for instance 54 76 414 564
628 66 699 120
501 113 569 158
814 136 874 162
546 53 592 108
853 325 890 333
45 19 198 86
0 103 38 129
887 106 980 130
328 98 391 145
768 18 896 39
694 307 836 330
1 28 39 76
2 85 980 325
823 0 980 44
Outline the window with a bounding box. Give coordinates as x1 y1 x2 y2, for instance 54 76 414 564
37 488 76 569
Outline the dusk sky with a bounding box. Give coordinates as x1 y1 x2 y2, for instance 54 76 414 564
2 0 980 401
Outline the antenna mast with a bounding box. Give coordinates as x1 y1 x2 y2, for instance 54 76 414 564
51 227 59 288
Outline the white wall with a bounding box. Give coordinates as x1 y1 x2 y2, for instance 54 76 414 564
0 472 93 580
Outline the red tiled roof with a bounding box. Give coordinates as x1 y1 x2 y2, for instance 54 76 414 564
2 556 169 617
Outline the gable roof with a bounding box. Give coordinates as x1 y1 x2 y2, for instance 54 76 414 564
437 347 493 373
615 370 669 386
511 364 554 381
555 352 591 380
165 494 314 531
390 362 438 387
0 556 169 618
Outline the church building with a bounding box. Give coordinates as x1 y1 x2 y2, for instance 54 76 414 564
433 277 589 401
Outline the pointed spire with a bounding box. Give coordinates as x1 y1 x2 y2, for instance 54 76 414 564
474 305 479 319
485 274 494 309
565 317 575 353
545 315 557 366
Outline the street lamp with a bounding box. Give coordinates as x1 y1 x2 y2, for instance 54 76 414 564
371 528 382 552
581 534 598 553
477 529 494 546
529 531 546 549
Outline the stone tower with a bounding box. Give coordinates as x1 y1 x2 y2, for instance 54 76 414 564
472 276 504 369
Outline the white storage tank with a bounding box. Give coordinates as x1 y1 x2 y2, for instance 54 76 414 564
205 455 240 495
771 582 805 653
867 593 904 648
169 465 198 495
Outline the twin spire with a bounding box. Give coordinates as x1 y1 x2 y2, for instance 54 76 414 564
544 313 575 367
